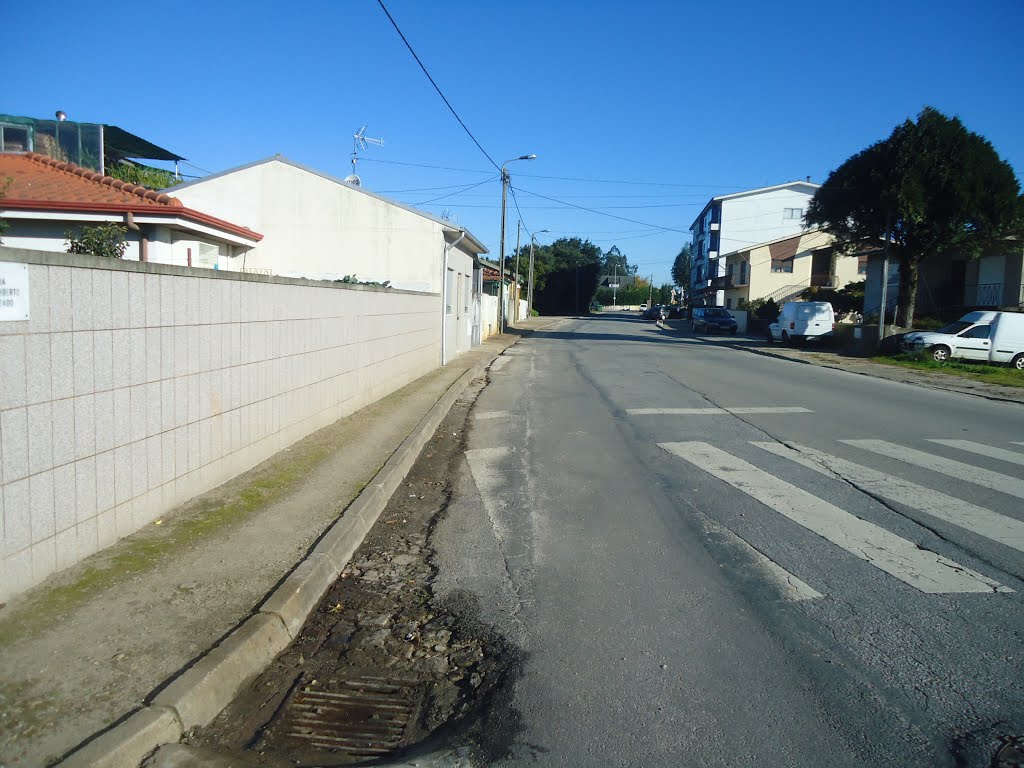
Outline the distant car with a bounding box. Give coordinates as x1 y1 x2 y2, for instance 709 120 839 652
639 303 648 314
667 305 686 319
643 304 663 320
692 307 738 334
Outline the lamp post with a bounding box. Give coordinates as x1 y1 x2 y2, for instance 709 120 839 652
499 154 536 333
527 229 548 318
513 220 522 323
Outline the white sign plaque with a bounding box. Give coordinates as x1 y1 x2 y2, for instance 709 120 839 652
0 263 30 321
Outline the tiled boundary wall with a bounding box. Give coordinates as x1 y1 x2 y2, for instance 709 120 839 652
0 248 441 601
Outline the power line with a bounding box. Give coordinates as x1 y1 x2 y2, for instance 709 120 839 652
516 172 749 189
413 176 497 205
514 186 688 234
360 157 494 175
376 0 500 171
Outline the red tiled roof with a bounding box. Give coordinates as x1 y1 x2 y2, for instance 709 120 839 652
0 153 261 241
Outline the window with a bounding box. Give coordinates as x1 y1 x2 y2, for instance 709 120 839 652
446 269 454 314
771 255 794 273
960 325 991 339
858 255 868 275
783 208 803 220
0 123 31 153
739 260 748 285
725 298 732 309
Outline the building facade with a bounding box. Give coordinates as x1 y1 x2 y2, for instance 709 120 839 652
690 181 820 306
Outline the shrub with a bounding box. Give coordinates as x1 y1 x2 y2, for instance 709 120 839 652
65 224 128 259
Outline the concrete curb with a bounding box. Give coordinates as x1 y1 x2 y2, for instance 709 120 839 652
59 708 184 768
54 337 519 768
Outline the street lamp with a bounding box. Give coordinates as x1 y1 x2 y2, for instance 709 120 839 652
527 228 549 318
499 154 536 333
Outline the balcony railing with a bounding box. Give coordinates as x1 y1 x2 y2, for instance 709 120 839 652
967 282 1004 306
810 274 838 288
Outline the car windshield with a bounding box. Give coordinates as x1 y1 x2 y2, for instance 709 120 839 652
705 309 731 318
936 321 973 334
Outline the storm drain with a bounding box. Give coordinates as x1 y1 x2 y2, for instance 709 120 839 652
279 676 423 757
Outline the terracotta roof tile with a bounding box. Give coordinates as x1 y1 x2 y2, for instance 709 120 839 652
0 152 262 242
0 152 182 207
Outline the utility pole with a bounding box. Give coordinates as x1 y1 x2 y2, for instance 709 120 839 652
513 220 522 323
499 168 509 333
878 209 892 343
648 274 654 306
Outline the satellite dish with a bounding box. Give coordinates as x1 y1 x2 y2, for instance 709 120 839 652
344 174 362 187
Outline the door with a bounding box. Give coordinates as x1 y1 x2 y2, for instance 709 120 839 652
955 324 992 361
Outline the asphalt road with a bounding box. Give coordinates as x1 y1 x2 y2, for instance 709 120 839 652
431 311 1024 767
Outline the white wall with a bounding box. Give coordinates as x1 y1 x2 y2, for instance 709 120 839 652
0 248 442 602
167 160 454 293
718 187 817 257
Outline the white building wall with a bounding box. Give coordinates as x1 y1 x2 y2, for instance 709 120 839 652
167 160 450 293
718 187 817 257
0 248 442 602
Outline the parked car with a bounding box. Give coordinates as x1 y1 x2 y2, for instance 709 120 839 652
768 302 835 345
667 305 686 320
901 310 1024 368
692 307 738 334
639 303 648 314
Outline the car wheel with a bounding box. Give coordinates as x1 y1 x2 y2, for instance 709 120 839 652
930 345 951 363
731 328 738 335
1011 353 1024 371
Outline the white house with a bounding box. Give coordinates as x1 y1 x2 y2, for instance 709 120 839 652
690 181 820 306
163 156 489 362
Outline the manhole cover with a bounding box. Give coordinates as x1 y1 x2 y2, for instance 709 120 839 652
997 738 1024 768
278 676 423 757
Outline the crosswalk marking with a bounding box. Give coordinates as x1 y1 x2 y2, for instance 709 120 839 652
626 406 813 416
659 441 1011 594
696 513 823 601
752 441 1024 555
926 439 1024 467
843 439 1024 500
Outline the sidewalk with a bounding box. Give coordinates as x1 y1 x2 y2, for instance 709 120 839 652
0 318 564 768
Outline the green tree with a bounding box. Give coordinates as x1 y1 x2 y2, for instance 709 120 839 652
806 107 1024 327
532 237 603 315
671 243 692 290
601 245 637 276
66 224 129 259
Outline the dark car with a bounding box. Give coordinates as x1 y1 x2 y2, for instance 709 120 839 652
692 307 738 334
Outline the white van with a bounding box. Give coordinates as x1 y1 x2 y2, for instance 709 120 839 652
901 311 1024 368
768 302 835 345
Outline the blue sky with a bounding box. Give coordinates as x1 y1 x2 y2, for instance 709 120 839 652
6 0 1023 285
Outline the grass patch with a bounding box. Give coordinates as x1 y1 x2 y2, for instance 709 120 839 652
0 442 338 648
872 351 1024 388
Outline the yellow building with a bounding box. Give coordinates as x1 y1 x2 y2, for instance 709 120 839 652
717 230 864 309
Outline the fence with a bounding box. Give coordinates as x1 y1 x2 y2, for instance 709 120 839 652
0 248 441 601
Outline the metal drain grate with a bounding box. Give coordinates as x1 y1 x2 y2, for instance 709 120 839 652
281 676 422 756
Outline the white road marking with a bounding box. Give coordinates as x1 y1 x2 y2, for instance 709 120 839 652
752 441 1024 554
695 513 823 601
626 407 813 416
843 440 1024 500
659 441 1011 594
475 410 513 420
927 440 1024 467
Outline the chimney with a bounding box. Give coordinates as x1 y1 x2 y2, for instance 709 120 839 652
806 175 811 182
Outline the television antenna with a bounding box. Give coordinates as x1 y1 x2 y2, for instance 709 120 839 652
350 126 384 182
